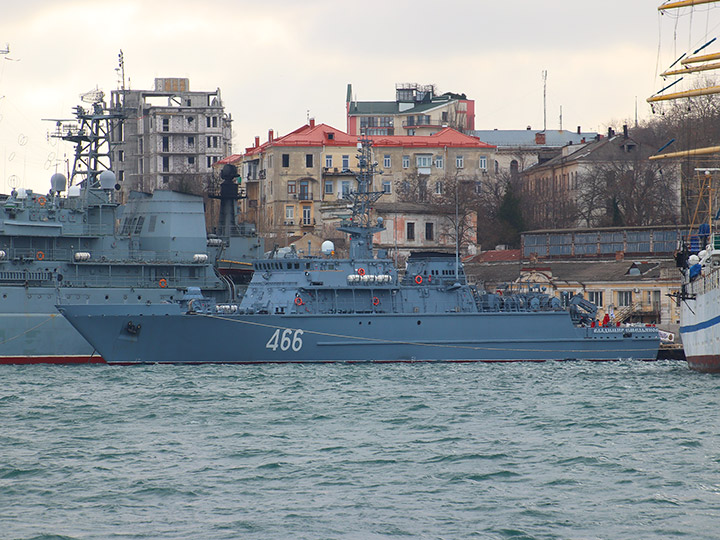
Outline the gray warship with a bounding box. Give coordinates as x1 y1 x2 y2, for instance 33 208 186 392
59 139 660 364
0 93 261 363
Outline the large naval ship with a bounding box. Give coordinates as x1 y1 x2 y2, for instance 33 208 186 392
0 93 261 363
58 139 660 364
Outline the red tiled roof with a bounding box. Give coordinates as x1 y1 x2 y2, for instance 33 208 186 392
243 123 495 157
216 154 243 165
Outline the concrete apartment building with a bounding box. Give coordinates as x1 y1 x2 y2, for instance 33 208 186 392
239 120 495 257
110 78 231 200
346 83 475 137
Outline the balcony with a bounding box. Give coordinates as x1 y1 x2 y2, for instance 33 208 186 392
297 192 313 201
322 167 355 177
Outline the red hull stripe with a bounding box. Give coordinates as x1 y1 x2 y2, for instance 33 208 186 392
687 355 720 373
0 356 106 365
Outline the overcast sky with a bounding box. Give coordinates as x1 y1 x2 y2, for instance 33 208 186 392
2 0 720 193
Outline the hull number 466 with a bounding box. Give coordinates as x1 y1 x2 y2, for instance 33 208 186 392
266 328 304 352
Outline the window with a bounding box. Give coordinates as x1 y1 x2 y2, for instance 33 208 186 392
425 222 434 241
187 115 194 124
474 181 482 194
588 291 603 307
324 181 334 194
287 181 296 194
162 156 169 172
342 155 349 169
382 180 392 194
206 156 212 168
212 116 218 128
441 111 448 122
302 206 311 226
188 156 195 165
402 155 410 168
479 155 487 170
282 154 290 167
285 206 294 220
206 136 211 147
618 290 633 307
187 136 195 146
162 137 169 152
306 154 313 168
212 136 218 148
162 118 169 132
384 155 391 168
407 222 415 241
325 155 333 168
456 155 464 168
206 117 211 128
416 155 432 168
434 181 443 195
435 156 443 169
341 180 351 196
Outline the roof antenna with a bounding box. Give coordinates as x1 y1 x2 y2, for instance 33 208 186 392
542 70 548 132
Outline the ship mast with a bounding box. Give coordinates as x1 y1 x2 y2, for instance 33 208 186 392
337 138 385 260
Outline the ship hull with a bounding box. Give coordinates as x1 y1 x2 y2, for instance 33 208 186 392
58 304 660 364
0 285 196 364
680 275 720 373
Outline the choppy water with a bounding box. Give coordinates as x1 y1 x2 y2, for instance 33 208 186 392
1 360 719 540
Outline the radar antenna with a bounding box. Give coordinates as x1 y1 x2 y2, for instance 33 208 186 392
337 137 386 260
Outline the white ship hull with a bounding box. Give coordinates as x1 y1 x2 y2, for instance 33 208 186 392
680 265 720 372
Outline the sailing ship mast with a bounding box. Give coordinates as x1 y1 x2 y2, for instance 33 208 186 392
650 0 720 159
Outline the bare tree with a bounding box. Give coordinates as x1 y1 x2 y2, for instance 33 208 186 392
395 171 480 251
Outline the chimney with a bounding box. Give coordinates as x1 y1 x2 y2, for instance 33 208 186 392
535 132 546 145
577 126 581 135
268 129 274 142
309 118 315 128
254 136 260 148
608 127 615 138
623 124 628 139
615 251 625 261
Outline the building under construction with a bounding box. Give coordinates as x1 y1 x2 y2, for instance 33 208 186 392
110 78 232 200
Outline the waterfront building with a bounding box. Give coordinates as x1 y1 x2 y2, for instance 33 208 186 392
471 127 598 180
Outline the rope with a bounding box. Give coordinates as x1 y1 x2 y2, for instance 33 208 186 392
196 313 659 355
0 314 57 346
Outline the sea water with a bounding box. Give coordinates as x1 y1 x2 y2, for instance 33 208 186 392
1 360 719 540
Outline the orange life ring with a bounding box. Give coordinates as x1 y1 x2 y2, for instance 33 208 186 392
158 278 167 288
37 196 46 207
357 268 366 276
415 275 422 284
295 296 304 306
36 251 45 261
372 296 379 306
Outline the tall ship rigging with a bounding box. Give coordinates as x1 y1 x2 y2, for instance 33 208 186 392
650 0 720 372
